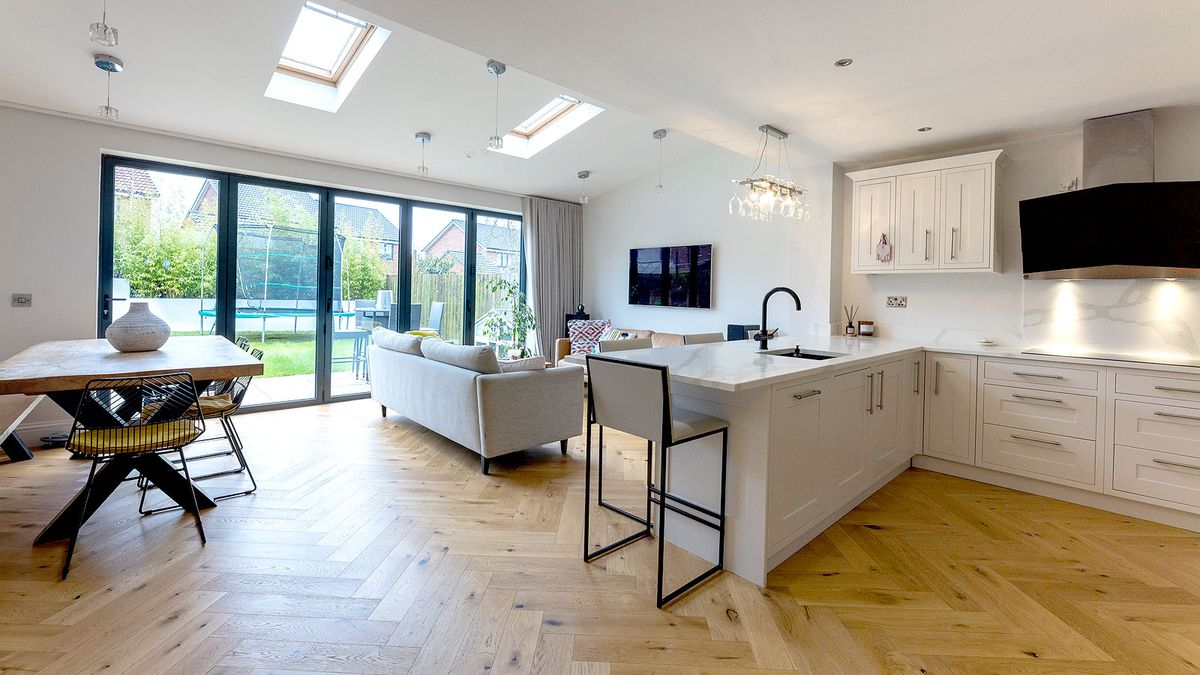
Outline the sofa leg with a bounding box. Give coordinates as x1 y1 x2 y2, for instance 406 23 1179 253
481 457 490 475
380 405 387 418
560 439 569 456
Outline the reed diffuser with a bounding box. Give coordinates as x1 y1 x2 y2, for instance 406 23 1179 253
843 305 859 336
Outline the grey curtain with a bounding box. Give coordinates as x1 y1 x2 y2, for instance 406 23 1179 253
523 196 583 358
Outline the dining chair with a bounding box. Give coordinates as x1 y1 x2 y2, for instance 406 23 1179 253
62 372 206 578
598 337 653 352
583 354 729 608
426 302 445 335
682 332 725 345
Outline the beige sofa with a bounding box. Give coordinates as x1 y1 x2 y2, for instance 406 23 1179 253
369 328 584 474
554 327 684 367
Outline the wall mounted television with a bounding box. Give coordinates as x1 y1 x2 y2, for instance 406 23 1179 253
628 244 712 308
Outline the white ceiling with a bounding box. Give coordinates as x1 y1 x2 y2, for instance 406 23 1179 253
0 0 705 201
355 0 1200 164
5 2 1200 202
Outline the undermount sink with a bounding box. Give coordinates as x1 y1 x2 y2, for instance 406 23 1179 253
764 347 848 361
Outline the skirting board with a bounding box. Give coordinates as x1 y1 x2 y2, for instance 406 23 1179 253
14 420 68 441
914 455 1200 534
765 458 911 573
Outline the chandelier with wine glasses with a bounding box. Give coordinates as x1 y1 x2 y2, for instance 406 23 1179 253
729 124 810 222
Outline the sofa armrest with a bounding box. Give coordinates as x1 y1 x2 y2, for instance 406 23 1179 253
476 365 584 457
554 338 571 366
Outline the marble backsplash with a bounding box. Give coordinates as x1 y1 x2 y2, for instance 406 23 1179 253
1023 278 1200 361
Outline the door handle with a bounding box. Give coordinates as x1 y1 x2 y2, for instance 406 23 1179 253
1156 385 1200 395
950 228 959 259
1009 434 1062 447
934 361 942 395
1154 411 1200 422
877 370 885 410
1012 371 1065 380
867 373 875 414
924 229 931 261
913 361 921 394
1153 457 1200 471
793 389 821 401
1011 393 1065 405
101 293 112 318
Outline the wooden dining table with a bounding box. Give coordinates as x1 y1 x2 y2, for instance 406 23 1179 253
0 336 263 544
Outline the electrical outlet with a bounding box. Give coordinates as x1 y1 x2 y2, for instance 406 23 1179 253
11 293 32 308
885 295 907 308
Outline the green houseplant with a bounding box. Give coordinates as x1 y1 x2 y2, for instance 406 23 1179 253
480 277 537 359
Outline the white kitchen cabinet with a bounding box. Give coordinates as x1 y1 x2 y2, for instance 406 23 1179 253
827 368 873 501
767 381 829 551
900 355 925 458
848 150 1003 274
851 178 895 272
924 353 977 463
867 359 905 478
894 171 940 270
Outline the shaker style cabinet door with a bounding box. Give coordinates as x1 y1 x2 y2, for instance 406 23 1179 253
894 172 940 270
851 178 896 272
924 353 978 463
940 164 992 269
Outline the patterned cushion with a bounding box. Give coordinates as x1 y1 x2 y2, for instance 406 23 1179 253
567 319 611 355
599 328 638 342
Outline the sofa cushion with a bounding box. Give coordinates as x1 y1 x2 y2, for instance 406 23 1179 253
373 327 423 356
499 357 546 373
599 327 640 342
651 332 685 348
420 339 501 374
567 319 611 355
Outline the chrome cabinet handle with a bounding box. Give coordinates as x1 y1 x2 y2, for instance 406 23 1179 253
1012 371 1065 380
867 373 875 414
950 228 959 259
877 370 885 410
1153 458 1200 471
1156 385 1200 395
934 361 942 395
924 229 931 261
1154 411 1200 422
1011 393 1065 405
1009 434 1062 447
793 389 822 401
913 361 920 394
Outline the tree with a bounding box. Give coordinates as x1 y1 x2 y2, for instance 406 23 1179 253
416 252 455 274
340 238 387 301
479 277 537 358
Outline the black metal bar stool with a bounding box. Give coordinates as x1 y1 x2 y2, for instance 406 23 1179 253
582 353 729 608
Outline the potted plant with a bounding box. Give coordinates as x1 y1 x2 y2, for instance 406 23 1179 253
480 277 537 359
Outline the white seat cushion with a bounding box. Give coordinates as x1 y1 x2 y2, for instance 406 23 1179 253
671 408 728 444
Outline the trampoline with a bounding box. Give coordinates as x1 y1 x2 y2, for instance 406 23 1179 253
198 308 354 341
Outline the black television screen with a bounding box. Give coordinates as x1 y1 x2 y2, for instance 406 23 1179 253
628 244 712 308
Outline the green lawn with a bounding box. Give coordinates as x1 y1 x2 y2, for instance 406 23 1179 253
174 330 360 378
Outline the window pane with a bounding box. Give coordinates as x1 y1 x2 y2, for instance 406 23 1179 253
111 166 217 338
332 195 400 397
473 216 525 355
411 206 467 344
280 3 365 76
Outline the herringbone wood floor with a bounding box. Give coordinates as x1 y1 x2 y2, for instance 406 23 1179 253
2 399 1200 674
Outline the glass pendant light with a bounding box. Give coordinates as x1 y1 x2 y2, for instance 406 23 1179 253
652 128 667 193
486 59 506 150
415 131 431 177
89 0 118 47
94 54 123 121
578 170 591 205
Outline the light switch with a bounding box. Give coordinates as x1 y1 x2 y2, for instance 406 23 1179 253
11 293 32 308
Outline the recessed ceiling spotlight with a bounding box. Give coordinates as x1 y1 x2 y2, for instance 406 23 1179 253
834 58 853 67
917 126 933 132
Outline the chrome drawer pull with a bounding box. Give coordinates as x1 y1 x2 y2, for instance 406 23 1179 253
867 373 875 414
793 389 822 400
913 361 920 394
1155 385 1200 395
1009 434 1063 447
1012 371 1065 380
877 370 885 410
1152 458 1200 472
1154 411 1200 422
1011 393 1065 404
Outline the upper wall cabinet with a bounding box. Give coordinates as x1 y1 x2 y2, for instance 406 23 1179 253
848 150 1005 274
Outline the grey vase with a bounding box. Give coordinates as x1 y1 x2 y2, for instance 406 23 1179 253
105 301 170 352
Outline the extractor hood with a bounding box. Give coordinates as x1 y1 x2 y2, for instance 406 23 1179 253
1019 110 1200 280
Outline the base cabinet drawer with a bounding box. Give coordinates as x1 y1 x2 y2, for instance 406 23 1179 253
1115 400 1200 459
980 424 1096 487
983 384 1097 440
1113 445 1200 510
982 359 1099 391
1115 372 1200 404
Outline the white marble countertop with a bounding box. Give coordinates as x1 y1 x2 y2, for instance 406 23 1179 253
563 336 1200 392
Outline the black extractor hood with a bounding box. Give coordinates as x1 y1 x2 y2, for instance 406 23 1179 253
1020 181 1200 280
1019 109 1200 280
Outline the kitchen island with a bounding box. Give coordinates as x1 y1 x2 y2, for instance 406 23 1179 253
570 336 927 586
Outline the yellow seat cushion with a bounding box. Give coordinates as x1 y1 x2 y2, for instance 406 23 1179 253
69 420 201 456
406 330 440 338
196 393 237 417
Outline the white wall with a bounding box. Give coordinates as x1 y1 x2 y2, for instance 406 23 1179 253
582 144 835 338
0 105 521 431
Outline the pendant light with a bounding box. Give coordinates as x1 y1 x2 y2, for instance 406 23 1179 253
486 59 506 150
415 131 431 177
93 53 123 121
652 128 667 193
89 0 118 47
577 170 591 205
728 124 810 222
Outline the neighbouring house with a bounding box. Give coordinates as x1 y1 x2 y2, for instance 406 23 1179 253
113 166 160 224
420 218 520 274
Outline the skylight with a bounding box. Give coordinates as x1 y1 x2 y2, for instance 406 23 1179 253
277 3 374 85
491 96 604 159
265 1 390 113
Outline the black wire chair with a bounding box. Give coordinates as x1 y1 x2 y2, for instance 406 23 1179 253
62 372 206 579
138 347 264 513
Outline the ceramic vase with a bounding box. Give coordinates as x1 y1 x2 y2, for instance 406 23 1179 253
105 301 170 352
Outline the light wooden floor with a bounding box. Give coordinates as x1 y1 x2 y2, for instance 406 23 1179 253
2 399 1200 674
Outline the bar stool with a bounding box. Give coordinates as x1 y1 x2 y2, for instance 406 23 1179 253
583 353 729 608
